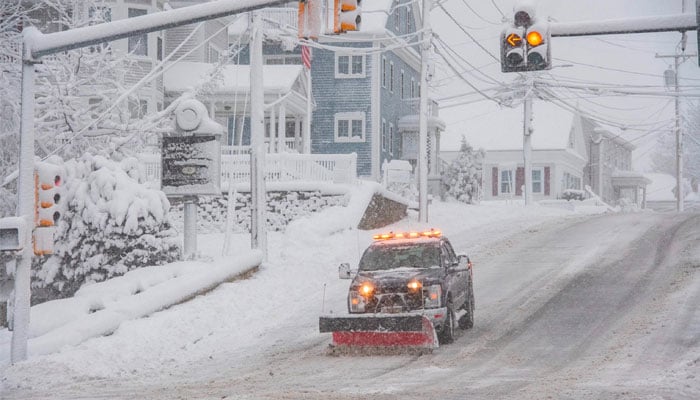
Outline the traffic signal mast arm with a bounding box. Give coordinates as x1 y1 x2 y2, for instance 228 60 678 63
549 13 695 37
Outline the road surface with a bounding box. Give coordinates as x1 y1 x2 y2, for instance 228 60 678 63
2 212 699 399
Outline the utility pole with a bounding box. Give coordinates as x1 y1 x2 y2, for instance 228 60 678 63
250 12 267 256
523 79 533 206
656 31 695 212
418 0 432 223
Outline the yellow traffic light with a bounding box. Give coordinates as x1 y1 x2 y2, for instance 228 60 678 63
526 30 543 46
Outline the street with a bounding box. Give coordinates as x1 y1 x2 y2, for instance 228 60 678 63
3 211 699 399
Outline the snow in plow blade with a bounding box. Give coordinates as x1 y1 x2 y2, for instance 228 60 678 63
319 315 438 351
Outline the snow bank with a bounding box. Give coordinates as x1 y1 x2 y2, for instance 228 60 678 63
0 251 262 363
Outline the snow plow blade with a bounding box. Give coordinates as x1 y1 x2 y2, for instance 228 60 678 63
319 315 438 353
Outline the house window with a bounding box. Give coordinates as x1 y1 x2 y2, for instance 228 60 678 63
336 54 365 78
389 123 394 154
128 8 148 56
410 77 416 98
381 57 387 88
500 169 514 194
563 172 581 190
532 168 544 194
395 7 401 31
335 112 365 142
157 37 163 61
129 99 148 119
400 70 405 99
381 118 387 151
406 7 412 32
208 44 223 63
89 6 111 24
389 61 394 92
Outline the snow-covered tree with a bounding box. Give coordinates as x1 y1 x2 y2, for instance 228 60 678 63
0 1 35 217
652 101 700 184
442 135 484 204
32 155 181 302
32 0 167 160
1 0 171 217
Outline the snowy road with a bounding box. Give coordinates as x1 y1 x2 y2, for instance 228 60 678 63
2 211 699 399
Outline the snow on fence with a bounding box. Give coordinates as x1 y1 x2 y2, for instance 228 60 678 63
139 152 357 189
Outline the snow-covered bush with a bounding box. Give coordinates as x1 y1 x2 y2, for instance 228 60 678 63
561 189 585 201
32 155 181 301
442 136 484 204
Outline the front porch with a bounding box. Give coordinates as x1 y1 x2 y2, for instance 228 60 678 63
164 61 312 154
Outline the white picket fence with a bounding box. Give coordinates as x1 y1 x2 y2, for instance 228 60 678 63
139 152 357 189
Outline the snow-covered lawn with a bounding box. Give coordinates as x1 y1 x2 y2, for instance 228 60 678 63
0 196 608 386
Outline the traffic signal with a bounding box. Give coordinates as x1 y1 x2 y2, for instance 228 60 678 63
500 7 551 72
525 23 551 70
34 161 64 255
501 27 526 72
334 0 361 33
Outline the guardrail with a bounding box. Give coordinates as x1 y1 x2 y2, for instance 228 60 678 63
139 152 357 189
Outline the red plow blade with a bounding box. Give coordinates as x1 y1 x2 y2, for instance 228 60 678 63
319 315 438 353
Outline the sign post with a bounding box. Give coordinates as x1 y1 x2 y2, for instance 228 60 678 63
164 99 224 258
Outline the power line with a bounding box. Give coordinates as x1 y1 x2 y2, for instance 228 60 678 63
437 2 501 63
459 0 500 25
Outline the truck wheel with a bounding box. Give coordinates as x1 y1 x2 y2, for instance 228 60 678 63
459 282 475 329
458 292 474 329
438 302 456 344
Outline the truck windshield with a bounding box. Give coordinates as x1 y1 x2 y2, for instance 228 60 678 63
359 242 441 271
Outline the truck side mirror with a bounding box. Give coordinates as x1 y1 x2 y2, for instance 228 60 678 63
458 254 471 267
338 263 355 279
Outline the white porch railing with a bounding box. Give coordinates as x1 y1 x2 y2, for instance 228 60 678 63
261 8 298 30
139 152 357 188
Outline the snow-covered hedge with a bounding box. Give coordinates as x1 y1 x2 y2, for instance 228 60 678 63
32 155 181 302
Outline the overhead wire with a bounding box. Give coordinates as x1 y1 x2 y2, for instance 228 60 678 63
436 2 501 63
459 0 501 25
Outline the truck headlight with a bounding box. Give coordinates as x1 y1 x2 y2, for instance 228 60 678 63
423 285 441 308
349 291 366 312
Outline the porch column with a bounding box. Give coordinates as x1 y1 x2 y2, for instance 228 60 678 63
302 115 310 153
269 105 276 153
278 103 286 152
295 116 301 151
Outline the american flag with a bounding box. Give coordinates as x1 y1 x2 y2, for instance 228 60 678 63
301 45 312 70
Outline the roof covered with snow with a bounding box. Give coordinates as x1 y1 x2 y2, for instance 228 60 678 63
164 61 303 94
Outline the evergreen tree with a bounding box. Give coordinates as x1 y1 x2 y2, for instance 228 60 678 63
32 155 181 302
442 136 484 204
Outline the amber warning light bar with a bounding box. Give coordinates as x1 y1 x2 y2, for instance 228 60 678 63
372 229 442 241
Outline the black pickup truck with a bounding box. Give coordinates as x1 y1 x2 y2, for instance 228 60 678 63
323 229 474 347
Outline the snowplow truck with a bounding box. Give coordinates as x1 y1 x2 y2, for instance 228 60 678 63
319 229 475 352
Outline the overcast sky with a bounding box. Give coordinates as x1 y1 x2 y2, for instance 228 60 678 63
432 0 699 171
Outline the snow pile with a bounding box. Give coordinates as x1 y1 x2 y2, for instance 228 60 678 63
33 155 181 301
0 251 262 362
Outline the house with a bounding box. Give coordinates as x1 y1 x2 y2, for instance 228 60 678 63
583 119 651 206
441 101 650 207
226 0 446 189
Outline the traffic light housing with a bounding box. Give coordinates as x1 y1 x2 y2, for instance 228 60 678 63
334 0 361 33
34 161 65 255
501 27 526 72
500 8 551 72
525 23 551 71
